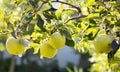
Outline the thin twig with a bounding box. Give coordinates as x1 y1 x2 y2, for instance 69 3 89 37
64 14 88 24
52 1 81 13
35 2 47 12
36 0 81 13
36 1 86 24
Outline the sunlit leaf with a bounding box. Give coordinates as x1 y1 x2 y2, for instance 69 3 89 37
85 0 95 7
66 67 73 72
0 43 5 51
81 6 89 15
55 10 62 20
87 13 99 19
14 0 26 6
30 42 40 54
98 29 106 34
0 9 4 21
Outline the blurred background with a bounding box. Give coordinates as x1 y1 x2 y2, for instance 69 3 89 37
0 45 92 72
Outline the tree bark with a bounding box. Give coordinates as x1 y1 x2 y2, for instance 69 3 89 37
0 52 3 60
9 55 15 72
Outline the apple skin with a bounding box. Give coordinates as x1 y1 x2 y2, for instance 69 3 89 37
6 37 25 55
93 34 114 53
48 32 66 49
40 41 57 59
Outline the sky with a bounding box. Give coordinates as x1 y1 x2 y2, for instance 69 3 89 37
56 46 80 68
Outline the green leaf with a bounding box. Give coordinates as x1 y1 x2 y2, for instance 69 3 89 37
14 0 26 6
87 13 99 19
98 29 106 34
85 0 95 6
45 7 57 12
66 67 73 72
60 30 72 40
0 43 5 51
37 14 46 32
55 10 62 20
43 9 56 22
84 27 99 40
65 38 75 47
37 15 44 29
81 6 89 15
27 12 33 18
89 19 97 26
0 9 4 21
30 42 40 54
27 24 35 35
28 0 37 8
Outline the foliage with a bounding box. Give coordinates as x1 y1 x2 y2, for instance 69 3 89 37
1 0 120 71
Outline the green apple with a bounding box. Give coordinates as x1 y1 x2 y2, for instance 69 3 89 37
40 41 57 59
6 37 26 55
93 34 114 53
48 32 66 49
